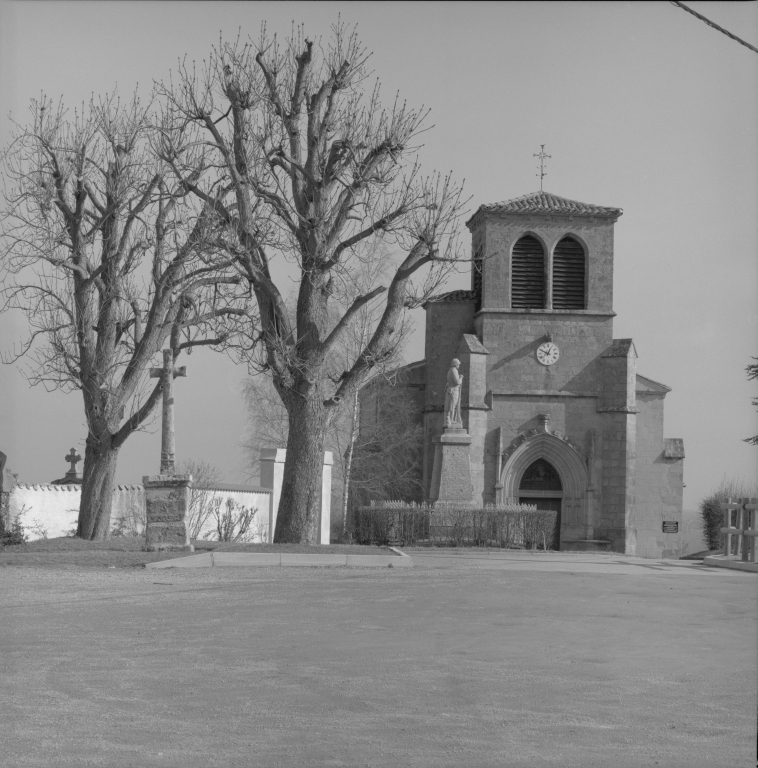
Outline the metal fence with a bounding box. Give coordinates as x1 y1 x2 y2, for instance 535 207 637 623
354 503 557 549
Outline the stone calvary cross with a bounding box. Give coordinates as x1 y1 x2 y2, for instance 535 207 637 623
64 448 81 480
65 448 81 474
149 349 186 475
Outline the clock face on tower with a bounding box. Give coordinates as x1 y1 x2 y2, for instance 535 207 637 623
536 341 560 366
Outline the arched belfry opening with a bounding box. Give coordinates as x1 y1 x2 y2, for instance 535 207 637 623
552 236 586 309
511 235 546 308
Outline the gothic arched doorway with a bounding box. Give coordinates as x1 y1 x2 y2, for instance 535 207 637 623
518 458 562 549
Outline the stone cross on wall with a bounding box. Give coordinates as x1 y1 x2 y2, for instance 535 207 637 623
65 448 81 478
149 349 187 475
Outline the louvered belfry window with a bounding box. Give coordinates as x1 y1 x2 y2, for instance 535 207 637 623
552 236 586 310
511 235 545 308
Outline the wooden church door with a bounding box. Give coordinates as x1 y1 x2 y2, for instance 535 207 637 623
518 458 563 550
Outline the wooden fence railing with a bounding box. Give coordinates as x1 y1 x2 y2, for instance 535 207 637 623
720 497 758 563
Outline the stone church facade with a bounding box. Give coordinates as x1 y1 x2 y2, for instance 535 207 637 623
390 191 685 559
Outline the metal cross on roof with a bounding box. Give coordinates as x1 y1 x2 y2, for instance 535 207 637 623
533 144 551 191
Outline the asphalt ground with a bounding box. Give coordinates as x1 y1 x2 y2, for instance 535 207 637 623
2 551 755 767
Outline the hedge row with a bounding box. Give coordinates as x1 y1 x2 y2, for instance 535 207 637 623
354 502 558 549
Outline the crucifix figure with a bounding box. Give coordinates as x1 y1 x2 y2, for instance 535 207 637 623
149 349 186 475
533 144 551 191
65 448 81 479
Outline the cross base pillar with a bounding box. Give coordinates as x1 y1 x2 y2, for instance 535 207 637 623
143 474 194 552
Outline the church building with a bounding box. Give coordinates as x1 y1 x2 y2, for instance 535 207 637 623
393 191 685 559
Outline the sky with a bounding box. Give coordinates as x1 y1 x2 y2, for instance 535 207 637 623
0 1 755 512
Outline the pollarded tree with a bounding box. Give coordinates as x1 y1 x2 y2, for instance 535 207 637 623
157 24 467 543
0 94 254 538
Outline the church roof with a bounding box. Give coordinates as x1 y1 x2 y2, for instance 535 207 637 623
424 289 476 306
468 191 623 223
636 374 672 394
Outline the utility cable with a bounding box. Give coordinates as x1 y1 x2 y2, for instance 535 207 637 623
670 1 758 55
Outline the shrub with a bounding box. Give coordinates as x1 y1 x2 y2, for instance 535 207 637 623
207 498 259 543
354 502 557 549
1 514 27 546
700 477 758 551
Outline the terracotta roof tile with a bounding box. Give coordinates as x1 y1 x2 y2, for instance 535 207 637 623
470 191 623 221
426 289 476 304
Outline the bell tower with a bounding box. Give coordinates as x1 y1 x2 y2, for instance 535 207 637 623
467 191 622 397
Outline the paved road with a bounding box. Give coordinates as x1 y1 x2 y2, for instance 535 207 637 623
404 549 726 576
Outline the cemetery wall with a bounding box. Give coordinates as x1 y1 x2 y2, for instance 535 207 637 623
5 483 272 542
8 483 145 539
192 485 272 543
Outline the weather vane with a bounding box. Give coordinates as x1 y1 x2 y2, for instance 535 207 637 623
533 144 551 191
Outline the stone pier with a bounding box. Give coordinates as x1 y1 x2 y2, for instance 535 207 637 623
143 474 194 552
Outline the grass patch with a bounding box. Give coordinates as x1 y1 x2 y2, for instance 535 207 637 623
0 537 392 569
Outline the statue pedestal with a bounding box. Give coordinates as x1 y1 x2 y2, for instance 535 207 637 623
429 427 475 506
143 474 194 552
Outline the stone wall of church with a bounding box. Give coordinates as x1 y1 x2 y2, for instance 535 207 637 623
632 394 684 558
422 298 476 498
486 395 604 530
476 313 614 397
423 299 475 411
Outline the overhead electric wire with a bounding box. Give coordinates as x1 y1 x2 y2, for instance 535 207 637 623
670 1 758 55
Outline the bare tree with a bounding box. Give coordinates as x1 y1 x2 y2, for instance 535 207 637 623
348 376 424 512
242 255 410 541
0 94 255 538
157 23 467 542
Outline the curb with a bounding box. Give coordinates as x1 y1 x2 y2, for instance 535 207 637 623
703 555 758 573
146 547 413 569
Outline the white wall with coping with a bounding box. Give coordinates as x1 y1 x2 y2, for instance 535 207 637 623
192 485 272 543
5 449 334 543
8 484 145 539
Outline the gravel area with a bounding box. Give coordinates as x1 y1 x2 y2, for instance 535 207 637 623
2 553 755 767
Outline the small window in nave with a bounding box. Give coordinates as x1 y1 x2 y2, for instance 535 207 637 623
511 235 546 308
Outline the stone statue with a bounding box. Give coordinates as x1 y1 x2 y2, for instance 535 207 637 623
443 358 464 428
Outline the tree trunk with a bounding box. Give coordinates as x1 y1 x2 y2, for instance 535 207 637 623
341 388 360 538
274 396 330 544
77 433 120 540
